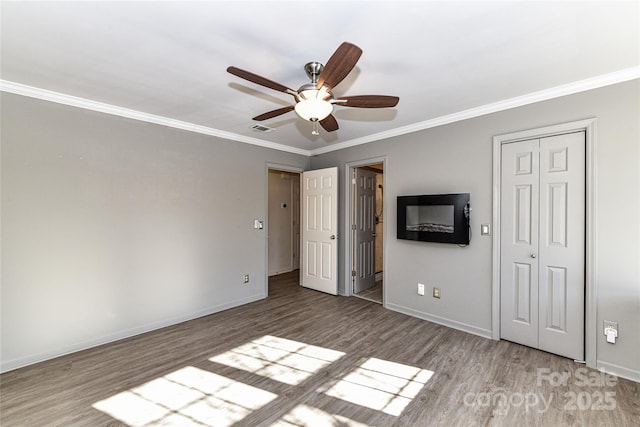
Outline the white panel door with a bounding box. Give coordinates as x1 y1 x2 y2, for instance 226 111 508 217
301 167 338 295
353 168 376 293
538 132 585 360
500 139 540 349
500 132 585 360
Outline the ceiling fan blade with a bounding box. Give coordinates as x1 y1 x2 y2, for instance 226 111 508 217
317 42 363 91
335 95 399 108
319 114 339 132
227 66 296 95
252 105 295 121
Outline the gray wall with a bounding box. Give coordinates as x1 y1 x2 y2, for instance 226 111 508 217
2 80 639 380
1 93 310 371
311 80 640 380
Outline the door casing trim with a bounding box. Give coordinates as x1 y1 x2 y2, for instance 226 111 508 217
491 118 597 368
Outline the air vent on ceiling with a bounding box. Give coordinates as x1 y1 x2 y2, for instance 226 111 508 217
250 124 275 133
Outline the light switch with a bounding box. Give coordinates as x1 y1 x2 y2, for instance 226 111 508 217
481 224 491 236
254 219 263 229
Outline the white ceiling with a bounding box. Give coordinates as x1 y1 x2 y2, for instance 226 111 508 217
1 1 638 155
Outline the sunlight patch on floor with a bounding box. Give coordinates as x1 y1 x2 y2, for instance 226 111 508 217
321 357 434 416
93 366 277 427
93 337 431 425
270 404 371 427
209 335 345 385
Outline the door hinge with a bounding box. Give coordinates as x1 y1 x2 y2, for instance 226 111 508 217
352 270 356 277
352 224 356 230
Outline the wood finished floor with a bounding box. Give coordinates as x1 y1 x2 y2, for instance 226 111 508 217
1 271 639 426
354 280 383 304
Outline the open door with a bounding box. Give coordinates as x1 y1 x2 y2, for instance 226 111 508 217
353 168 376 293
301 167 338 295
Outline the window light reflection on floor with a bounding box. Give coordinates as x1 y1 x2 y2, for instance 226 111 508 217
321 357 434 416
92 366 277 427
209 335 345 385
270 404 371 427
93 337 432 425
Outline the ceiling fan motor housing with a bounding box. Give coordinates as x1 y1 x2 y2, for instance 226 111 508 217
304 62 324 83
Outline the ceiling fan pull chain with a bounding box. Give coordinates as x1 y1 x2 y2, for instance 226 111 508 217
312 121 320 136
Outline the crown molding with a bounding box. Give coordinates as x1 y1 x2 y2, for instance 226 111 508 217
309 66 640 156
3 65 638 158
0 80 311 156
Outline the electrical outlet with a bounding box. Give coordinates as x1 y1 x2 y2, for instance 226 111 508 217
243 274 250 284
603 320 618 332
603 320 618 343
417 283 425 296
433 287 441 298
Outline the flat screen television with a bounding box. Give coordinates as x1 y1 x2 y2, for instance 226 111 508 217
397 193 470 244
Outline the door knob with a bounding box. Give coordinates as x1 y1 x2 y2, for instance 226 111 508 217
530 253 537 258
330 235 336 240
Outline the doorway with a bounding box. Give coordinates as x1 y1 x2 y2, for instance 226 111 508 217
267 168 301 278
349 161 385 304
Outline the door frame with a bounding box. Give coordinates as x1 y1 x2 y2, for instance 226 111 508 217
265 163 304 296
491 118 597 368
344 156 387 302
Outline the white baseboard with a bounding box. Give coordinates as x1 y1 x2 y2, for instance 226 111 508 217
385 302 493 340
597 360 640 383
0 293 266 373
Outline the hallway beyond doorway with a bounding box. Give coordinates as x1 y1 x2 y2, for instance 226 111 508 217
354 279 382 304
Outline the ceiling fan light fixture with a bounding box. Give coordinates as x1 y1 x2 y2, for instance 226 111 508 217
294 87 333 122
295 97 333 122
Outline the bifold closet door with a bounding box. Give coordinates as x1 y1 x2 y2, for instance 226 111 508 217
500 132 585 361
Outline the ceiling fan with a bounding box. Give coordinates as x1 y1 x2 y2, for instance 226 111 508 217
227 42 399 135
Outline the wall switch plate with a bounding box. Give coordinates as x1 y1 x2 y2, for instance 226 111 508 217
254 219 263 229
433 287 441 298
417 283 425 296
481 224 491 235
243 274 250 284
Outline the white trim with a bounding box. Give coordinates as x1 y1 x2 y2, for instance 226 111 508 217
491 118 597 370
386 303 493 340
0 293 265 373
0 80 309 156
344 157 387 303
311 67 639 156
3 67 638 158
596 360 640 383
